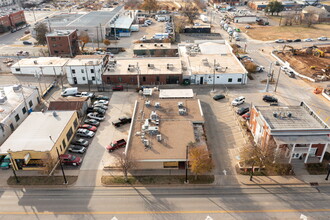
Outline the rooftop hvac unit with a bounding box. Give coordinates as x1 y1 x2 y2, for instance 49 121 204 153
155 102 160 108
143 139 149 147
150 111 158 120
148 63 155 69
128 64 135 68
157 134 162 142
34 60 38 64
167 64 174 70
178 102 184 108
145 100 151 106
160 44 163 47
142 119 149 130
108 67 115 72
128 67 135 72
287 112 292 118
109 60 117 65
179 108 187 115
12 84 22 92
202 58 208 66
148 126 159 135
154 43 157 47
273 112 278 118
0 96 7 104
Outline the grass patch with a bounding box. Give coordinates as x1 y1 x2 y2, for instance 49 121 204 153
7 176 78 185
306 163 328 175
101 175 214 185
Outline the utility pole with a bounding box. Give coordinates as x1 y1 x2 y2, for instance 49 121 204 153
274 68 282 92
185 145 189 184
8 151 19 183
265 62 273 92
39 67 47 93
136 62 140 88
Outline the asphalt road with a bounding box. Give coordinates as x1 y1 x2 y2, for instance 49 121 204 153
0 28 30 46
0 185 330 219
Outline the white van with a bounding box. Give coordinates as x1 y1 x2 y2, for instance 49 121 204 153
61 87 78 97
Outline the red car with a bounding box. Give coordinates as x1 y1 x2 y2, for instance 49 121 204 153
60 154 82 166
112 85 124 91
242 112 250 120
106 139 126 152
79 124 97 132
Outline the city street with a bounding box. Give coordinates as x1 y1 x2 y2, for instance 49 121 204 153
0 186 330 219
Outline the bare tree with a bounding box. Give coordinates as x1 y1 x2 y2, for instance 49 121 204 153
193 0 207 10
140 0 159 14
115 152 136 182
103 39 111 46
181 5 200 24
79 31 90 51
303 13 316 27
40 153 57 175
34 23 49 46
173 16 187 33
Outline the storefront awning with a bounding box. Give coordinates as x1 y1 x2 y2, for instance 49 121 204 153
274 135 330 145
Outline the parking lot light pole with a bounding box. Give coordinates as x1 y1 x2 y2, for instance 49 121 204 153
49 136 68 184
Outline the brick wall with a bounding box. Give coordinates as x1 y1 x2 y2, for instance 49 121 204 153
102 74 182 85
47 31 80 57
9 10 26 27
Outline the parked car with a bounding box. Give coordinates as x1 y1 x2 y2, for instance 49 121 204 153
106 139 127 152
68 145 86 154
95 95 109 101
304 38 313 42
286 39 293 43
23 41 32 45
84 119 100 127
141 24 148 27
94 100 109 106
112 117 132 127
113 85 124 91
78 124 97 132
0 155 11 169
285 70 295 78
236 107 249 115
16 51 29 56
75 92 95 98
71 138 89 147
93 103 108 110
263 95 278 103
293 39 301 42
242 112 250 120
280 66 288 71
317 36 327 41
60 154 82 166
76 128 95 138
275 39 284 43
231 96 245 106
213 94 225 100
91 107 106 115
87 113 105 121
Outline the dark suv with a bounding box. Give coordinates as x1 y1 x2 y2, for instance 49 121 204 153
263 95 278 103
112 117 132 127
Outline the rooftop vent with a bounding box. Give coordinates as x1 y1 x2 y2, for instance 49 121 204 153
155 102 160 108
167 63 174 70
287 112 292 118
52 111 58 117
140 44 143 47
145 100 151 106
0 96 7 104
160 44 163 47
157 134 162 142
178 102 184 108
154 43 157 47
179 108 187 115
148 63 155 69
12 84 22 92
34 60 38 64
273 112 278 118
150 111 159 120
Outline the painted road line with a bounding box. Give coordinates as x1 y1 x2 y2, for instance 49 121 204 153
0 209 330 215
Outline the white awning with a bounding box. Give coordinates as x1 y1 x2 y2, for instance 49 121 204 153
274 135 330 145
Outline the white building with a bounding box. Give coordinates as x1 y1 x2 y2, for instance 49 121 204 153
64 55 109 85
0 85 40 146
0 0 14 7
233 15 257 23
11 57 70 76
180 40 248 85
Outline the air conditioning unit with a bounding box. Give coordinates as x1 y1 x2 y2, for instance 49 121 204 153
145 100 151 106
157 134 162 142
178 102 184 108
202 58 208 66
108 67 115 72
0 96 7 104
128 67 135 72
179 108 187 115
148 64 155 69
167 64 174 70
155 102 160 108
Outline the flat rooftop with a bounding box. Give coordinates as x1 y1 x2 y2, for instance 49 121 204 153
128 96 204 161
46 30 76 37
0 85 37 121
103 57 182 76
66 58 103 66
0 111 75 153
110 16 134 29
159 89 194 99
12 57 69 68
133 43 174 50
256 105 328 130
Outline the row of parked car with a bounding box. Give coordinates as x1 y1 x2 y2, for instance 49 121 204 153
275 36 327 43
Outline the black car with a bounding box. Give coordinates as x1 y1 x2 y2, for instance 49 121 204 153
213 94 225 100
71 138 89 147
293 39 301 42
286 39 293 43
119 117 132 124
84 119 100 127
263 95 278 103
236 107 249 115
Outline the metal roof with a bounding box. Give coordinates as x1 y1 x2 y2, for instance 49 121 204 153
110 16 134 29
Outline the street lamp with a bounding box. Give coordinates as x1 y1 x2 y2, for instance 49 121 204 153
185 145 189 184
49 136 68 184
274 67 282 92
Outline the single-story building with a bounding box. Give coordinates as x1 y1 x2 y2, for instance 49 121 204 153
48 97 90 117
133 43 178 57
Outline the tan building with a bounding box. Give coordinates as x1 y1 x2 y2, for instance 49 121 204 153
126 89 205 169
0 111 78 171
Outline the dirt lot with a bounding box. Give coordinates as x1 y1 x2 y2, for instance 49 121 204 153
276 46 330 80
240 24 330 41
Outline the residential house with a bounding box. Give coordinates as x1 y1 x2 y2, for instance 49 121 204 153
302 6 330 22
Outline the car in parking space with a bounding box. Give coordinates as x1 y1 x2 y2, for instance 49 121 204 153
84 119 100 127
60 154 82 166
75 92 95 98
286 39 293 43
76 128 95 138
293 39 301 42
280 66 288 71
94 100 109 106
275 39 284 43
112 85 124 91
317 36 327 41
285 70 295 78
23 41 33 45
236 107 249 115
242 112 250 120
263 95 278 103
231 96 245 106
78 124 97 132
71 138 89 147
86 107 105 115
93 103 108 110
87 113 105 121
112 117 131 127
0 155 11 169
304 38 313 42
213 94 225 100
106 139 127 152
95 95 109 101
141 23 148 27
68 145 86 154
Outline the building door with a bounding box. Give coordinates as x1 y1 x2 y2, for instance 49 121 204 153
200 77 204 84
179 162 186 169
309 148 317 157
73 77 77 84
10 123 14 132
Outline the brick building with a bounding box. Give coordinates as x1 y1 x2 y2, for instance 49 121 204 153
46 30 80 57
249 102 330 164
0 10 26 33
103 57 183 85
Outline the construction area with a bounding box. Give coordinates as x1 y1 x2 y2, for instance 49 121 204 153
276 44 330 81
